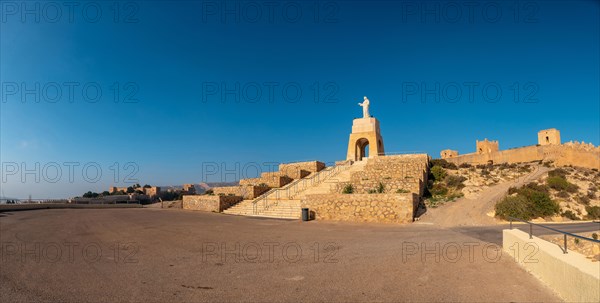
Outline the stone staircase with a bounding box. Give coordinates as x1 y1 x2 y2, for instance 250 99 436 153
293 160 368 199
223 160 368 219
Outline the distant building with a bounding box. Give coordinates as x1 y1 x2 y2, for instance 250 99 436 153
182 184 196 195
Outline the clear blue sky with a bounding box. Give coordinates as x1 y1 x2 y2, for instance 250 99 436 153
1 0 599 199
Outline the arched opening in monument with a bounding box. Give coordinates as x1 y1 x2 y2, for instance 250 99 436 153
546 136 549 143
355 138 370 161
478 148 483 153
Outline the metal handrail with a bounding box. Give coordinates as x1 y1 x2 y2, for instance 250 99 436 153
251 163 352 214
508 216 600 254
377 151 428 156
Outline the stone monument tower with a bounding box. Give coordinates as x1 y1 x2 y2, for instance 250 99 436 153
346 96 385 161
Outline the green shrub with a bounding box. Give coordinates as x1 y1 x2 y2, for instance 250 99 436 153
342 184 354 194
557 191 570 198
585 206 600 219
508 187 518 195
205 189 214 195
562 210 579 220
431 159 457 170
459 163 472 169
367 189 377 194
481 169 490 176
396 189 410 193
495 195 532 220
548 168 568 179
445 175 467 188
547 176 578 193
495 183 559 220
576 195 590 205
430 183 448 196
592 233 598 240
430 165 447 182
523 182 550 194
519 166 532 173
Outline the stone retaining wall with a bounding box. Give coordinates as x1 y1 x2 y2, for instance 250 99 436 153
182 195 243 212
341 154 429 196
279 161 325 179
301 193 418 223
238 175 293 188
212 185 269 199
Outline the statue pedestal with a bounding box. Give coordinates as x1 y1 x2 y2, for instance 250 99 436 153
346 117 385 161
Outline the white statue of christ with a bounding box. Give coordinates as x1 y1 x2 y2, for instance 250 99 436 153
358 96 370 118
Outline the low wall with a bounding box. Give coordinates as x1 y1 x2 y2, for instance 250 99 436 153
279 161 325 179
0 203 142 212
182 195 243 212
259 172 294 187
212 185 269 199
503 229 600 302
301 193 418 223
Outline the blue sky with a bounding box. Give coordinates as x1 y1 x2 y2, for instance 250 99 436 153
1 0 599 199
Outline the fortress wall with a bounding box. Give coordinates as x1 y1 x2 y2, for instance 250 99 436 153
444 145 600 169
552 146 600 169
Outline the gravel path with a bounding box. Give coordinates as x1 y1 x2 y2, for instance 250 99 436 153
421 165 550 227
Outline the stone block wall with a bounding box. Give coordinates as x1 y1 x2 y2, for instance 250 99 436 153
216 160 325 200
335 154 429 196
212 185 270 199
182 195 243 212
301 193 418 223
279 161 325 179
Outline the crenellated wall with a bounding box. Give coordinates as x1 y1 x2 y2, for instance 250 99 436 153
443 143 599 169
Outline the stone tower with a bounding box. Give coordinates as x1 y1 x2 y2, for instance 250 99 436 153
476 139 499 154
346 117 385 161
440 149 459 159
538 128 560 145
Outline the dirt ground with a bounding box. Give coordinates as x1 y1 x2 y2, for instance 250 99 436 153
0 208 561 302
